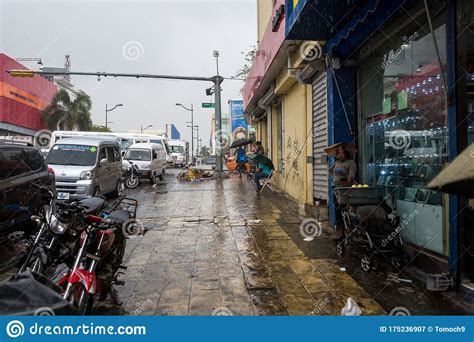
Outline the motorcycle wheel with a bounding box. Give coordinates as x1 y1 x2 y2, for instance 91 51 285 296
66 283 92 315
126 177 139 189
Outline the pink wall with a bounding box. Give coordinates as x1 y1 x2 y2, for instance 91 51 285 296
242 0 286 110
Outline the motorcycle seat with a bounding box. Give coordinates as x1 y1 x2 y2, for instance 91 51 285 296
79 197 107 215
107 210 131 224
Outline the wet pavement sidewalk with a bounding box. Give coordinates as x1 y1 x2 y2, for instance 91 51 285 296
97 169 385 316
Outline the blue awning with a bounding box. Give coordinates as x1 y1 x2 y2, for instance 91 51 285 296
285 0 361 40
324 0 413 58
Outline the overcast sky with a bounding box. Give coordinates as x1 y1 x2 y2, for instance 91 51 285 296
1 0 257 147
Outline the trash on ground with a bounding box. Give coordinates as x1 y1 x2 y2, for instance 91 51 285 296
341 297 362 316
340 267 347 272
178 168 212 181
304 237 315 242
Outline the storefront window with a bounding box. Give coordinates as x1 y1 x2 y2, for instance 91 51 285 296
358 9 448 255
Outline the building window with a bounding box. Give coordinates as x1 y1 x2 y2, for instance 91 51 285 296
276 102 284 172
358 8 447 255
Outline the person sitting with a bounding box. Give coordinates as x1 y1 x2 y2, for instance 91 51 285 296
235 146 247 178
253 160 272 192
254 141 265 155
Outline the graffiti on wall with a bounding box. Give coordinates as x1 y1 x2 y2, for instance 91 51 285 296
285 136 303 179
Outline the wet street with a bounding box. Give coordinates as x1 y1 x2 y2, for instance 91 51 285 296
92 168 382 316
0 168 471 316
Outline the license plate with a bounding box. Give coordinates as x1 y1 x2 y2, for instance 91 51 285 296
57 192 70 200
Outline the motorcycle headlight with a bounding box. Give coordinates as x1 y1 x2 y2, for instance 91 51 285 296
49 214 70 235
80 171 93 180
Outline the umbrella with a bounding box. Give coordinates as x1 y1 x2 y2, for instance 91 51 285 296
427 144 474 198
324 142 357 157
230 138 253 149
247 153 274 170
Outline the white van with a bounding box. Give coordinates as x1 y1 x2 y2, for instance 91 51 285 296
123 143 166 183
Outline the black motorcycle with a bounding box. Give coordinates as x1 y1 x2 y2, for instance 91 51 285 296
18 184 107 276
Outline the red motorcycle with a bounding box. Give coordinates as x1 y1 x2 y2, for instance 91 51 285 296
58 197 138 315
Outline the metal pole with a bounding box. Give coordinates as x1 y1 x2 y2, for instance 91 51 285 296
105 104 108 129
214 75 224 174
195 126 199 158
191 104 194 165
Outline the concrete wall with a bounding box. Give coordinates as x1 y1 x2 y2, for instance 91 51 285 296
258 81 312 208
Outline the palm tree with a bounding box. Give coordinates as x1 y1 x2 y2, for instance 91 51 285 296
42 89 93 131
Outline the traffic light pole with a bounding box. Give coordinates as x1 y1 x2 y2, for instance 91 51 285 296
8 68 226 175
213 75 224 176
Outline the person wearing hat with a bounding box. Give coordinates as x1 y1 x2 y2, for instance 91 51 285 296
329 146 357 187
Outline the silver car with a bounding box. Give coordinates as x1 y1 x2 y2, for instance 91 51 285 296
46 137 123 199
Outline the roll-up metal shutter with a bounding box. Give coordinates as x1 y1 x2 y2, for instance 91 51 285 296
312 71 328 201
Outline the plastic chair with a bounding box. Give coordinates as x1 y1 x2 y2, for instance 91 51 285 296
259 171 275 193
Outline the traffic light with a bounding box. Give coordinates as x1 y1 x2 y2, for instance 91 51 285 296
206 87 214 96
8 70 35 77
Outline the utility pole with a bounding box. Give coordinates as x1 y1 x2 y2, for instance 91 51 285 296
195 125 199 158
213 50 224 175
176 103 194 165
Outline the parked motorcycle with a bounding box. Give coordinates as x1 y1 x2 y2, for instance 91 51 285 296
57 197 138 315
18 184 107 276
122 159 140 189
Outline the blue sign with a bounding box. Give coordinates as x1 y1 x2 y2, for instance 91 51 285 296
229 99 247 140
0 316 472 342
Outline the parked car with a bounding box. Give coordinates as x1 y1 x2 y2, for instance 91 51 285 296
124 143 167 183
46 137 123 199
0 142 55 235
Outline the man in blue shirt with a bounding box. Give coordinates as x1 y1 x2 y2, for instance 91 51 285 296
253 161 272 192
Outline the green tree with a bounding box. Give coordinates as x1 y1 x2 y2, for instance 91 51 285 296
42 89 93 131
89 125 112 132
199 146 211 161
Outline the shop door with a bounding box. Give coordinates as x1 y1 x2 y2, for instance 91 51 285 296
312 71 328 201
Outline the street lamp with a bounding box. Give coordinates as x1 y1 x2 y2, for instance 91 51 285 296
176 103 194 165
105 104 123 129
141 124 153 134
